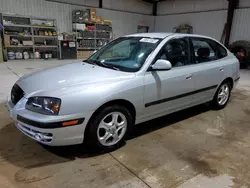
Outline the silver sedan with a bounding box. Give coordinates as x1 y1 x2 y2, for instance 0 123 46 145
7 33 240 151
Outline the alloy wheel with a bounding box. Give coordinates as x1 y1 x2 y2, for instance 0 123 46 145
97 112 127 146
217 84 230 106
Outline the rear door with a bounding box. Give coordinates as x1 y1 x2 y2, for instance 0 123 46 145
189 37 228 103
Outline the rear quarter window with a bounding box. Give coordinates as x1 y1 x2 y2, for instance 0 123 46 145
191 37 227 64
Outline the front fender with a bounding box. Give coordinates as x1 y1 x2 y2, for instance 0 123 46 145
58 76 144 116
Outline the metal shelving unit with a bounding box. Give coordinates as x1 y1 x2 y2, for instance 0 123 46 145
73 22 113 59
2 13 58 60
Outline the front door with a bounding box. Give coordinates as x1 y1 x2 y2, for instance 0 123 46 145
142 37 196 120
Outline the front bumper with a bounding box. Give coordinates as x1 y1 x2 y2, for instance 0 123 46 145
7 96 94 146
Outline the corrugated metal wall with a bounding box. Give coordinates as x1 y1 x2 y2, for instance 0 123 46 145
103 0 152 15
155 0 227 41
155 10 227 40
157 0 227 15
0 0 154 37
47 0 99 7
230 0 250 43
47 0 153 14
156 0 250 43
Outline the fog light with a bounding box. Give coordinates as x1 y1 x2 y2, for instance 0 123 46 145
34 133 43 141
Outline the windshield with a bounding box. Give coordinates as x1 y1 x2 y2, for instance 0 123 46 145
87 37 162 72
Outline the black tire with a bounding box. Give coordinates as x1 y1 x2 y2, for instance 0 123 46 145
85 105 133 152
212 81 231 110
229 40 250 69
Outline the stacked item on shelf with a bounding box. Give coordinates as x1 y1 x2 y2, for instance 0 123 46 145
58 33 77 60
77 50 93 60
2 14 58 60
78 39 95 49
0 38 3 63
72 8 113 59
96 24 112 31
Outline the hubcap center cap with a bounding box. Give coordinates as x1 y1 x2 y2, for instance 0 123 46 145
110 126 116 134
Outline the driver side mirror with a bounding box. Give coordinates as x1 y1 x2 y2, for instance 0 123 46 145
150 59 172 71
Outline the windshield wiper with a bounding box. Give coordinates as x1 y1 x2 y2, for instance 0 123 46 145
83 59 94 65
83 59 120 71
95 61 120 71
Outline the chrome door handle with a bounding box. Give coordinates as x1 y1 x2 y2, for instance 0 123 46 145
219 67 224 72
186 74 192 80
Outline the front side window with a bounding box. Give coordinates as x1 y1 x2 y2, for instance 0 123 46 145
155 38 190 68
87 37 162 72
191 38 227 64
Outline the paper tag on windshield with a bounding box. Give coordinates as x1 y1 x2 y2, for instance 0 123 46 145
140 38 159 43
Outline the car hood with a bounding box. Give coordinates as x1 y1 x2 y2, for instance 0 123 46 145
17 62 135 95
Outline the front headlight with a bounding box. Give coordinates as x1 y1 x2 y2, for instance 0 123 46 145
26 97 61 115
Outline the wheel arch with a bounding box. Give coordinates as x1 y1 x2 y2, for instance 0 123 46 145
222 77 234 89
84 99 136 139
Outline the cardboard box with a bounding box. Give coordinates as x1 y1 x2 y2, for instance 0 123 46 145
96 16 102 23
0 40 3 63
77 50 93 59
63 33 75 40
73 10 90 23
73 23 86 31
23 41 33 46
90 8 97 21
4 35 10 47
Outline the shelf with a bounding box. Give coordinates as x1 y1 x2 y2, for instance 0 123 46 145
5 34 32 37
96 30 112 32
77 37 110 40
73 21 111 25
95 23 112 25
73 29 112 33
97 38 111 40
5 35 57 39
34 35 57 38
78 47 96 50
4 24 31 28
32 25 56 29
34 45 58 48
6 45 32 48
77 37 95 40
3 24 56 29
73 21 95 24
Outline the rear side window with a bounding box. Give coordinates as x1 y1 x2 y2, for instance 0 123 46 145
191 38 227 64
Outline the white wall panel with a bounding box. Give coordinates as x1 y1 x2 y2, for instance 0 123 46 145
103 0 152 14
97 10 154 38
239 0 250 7
230 9 250 43
194 0 227 11
158 0 227 15
0 0 154 37
47 0 99 7
155 10 227 40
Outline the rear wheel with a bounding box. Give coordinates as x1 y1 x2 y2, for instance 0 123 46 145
212 82 231 110
85 105 132 151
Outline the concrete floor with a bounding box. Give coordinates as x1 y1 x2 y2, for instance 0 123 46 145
0 60 250 188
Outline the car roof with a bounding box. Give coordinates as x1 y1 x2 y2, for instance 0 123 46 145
125 33 173 39
125 32 216 40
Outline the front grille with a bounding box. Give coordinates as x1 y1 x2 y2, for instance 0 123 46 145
11 84 24 105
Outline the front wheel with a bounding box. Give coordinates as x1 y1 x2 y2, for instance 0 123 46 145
212 82 231 110
85 105 133 151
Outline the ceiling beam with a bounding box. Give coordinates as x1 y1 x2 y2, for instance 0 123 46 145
153 2 157 16
99 0 103 8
